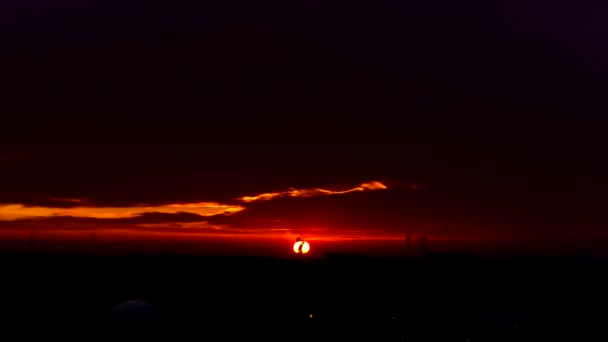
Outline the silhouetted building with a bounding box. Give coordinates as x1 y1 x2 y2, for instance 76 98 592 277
404 234 412 257
419 233 428 256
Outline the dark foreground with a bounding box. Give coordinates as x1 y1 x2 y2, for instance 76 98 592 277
0 252 605 341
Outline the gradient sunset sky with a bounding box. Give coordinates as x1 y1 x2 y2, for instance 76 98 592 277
0 0 606 257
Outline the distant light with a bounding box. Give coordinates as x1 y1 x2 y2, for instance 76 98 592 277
309 314 313 319
293 241 310 254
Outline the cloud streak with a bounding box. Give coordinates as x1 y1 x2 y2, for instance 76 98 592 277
237 181 387 202
0 180 387 224
0 202 244 221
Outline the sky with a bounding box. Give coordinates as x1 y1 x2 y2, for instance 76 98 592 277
0 0 606 257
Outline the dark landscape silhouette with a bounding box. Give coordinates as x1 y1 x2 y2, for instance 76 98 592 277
0 251 604 340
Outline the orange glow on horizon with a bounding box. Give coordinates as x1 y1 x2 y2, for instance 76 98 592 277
0 179 409 256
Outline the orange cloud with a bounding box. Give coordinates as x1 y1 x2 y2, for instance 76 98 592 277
237 181 387 203
0 202 245 221
0 180 387 223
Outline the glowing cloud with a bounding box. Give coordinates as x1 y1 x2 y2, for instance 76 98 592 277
0 202 245 221
0 180 387 222
360 181 387 190
237 181 387 203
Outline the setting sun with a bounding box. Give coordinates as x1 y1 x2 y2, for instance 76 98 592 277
293 240 310 254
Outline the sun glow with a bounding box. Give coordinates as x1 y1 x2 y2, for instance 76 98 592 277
293 240 310 254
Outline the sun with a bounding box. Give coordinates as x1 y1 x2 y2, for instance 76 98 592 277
293 240 310 254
